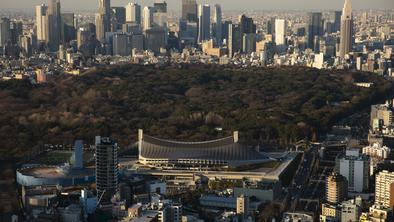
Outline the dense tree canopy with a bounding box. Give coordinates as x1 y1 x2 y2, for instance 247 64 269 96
0 64 392 159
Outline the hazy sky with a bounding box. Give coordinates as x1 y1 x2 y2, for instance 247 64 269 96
1 0 393 11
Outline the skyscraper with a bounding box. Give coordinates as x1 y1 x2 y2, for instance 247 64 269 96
0 18 11 47
213 4 222 45
239 15 256 35
339 0 353 59
326 172 348 204
142 7 153 31
125 3 141 24
46 0 61 51
239 15 256 53
95 136 119 205
35 4 48 42
182 0 197 22
96 0 111 42
112 7 126 31
228 23 241 57
307 12 323 51
153 1 168 28
197 4 210 43
275 19 286 46
61 13 76 45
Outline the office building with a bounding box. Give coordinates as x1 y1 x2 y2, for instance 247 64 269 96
125 3 141 24
35 4 48 42
326 172 347 204
0 18 11 47
239 15 256 35
339 0 353 58
213 4 222 45
61 13 76 45
328 11 342 33
179 19 198 46
112 7 126 31
113 33 130 56
274 19 286 46
142 7 153 31
197 4 210 43
46 0 61 51
182 0 197 22
267 18 276 35
77 24 96 57
144 27 167 54
243 33 256 54
307 12 323 51
336 149 369 192
153 1 168 28
228 23 241 57
96 0 111 42
20 35 32 57
375 170 394 208
95 136 119 205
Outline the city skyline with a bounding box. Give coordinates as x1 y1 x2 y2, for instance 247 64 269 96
1 0 393 11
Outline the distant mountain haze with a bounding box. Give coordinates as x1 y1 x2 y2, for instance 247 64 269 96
1 0 393 11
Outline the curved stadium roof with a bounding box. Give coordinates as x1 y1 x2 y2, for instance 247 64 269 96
139 133 269 161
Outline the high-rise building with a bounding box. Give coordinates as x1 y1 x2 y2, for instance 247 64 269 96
242 33 256 54
0 18 11 47
35 4 48 42
328 11 342 33
112 7 126 31
182 0 197 22
61 13 76 45
125 3 141 24
274 19 286 46
239 15 256 35
213 4 222 45
339 0 353 58
10 21 22 45
239 15 256 53
113 33 130 56
326 172 348 204
375 170 394 208
228 23 241 57
336 149 370 192
144 27 166 54
77 24 96 57
95 136 119 205
267 18 276 35
96 0 111 42
197 4 210 43
307 12 323 51
153 1 168 28
20 35 32 57
46 0 61 51
142 7 153 31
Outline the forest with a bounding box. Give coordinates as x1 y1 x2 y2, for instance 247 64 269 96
0 64 392 159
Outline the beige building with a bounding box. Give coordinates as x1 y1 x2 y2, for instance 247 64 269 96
326 172 348 204
375 170 394 208
236 195 249 218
